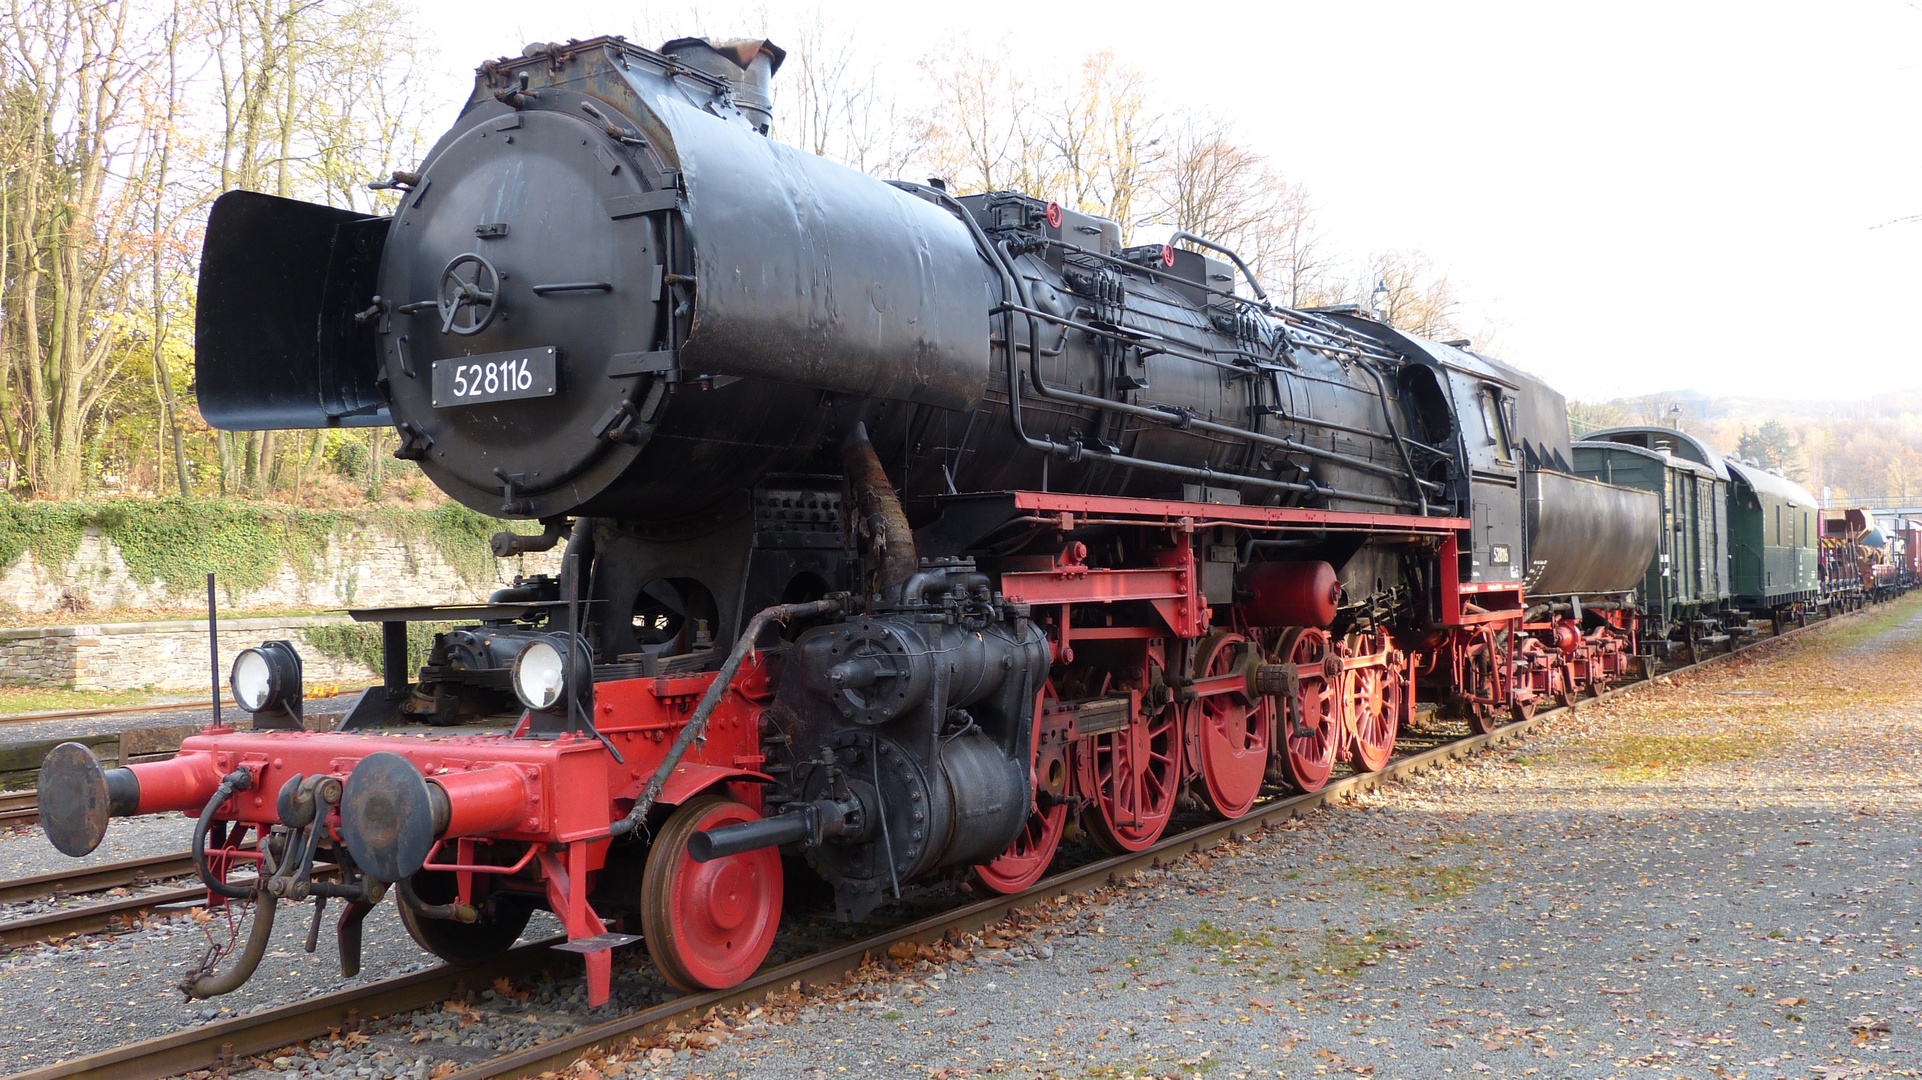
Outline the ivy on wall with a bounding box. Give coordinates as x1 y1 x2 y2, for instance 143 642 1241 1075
0 499 89 576
0 496 525 595
301 620 454 676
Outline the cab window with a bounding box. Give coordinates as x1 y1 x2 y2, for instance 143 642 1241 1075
1478 387 1514 463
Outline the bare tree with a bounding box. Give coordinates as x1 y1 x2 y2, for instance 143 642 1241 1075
198 0 429 494
1044 51 1158 242
143 2 198 495
1630 392 1699 434
1 0 170 496
918 39 1057 196
1363 249 1461 338
1143 118 1332 305
1567 399 1626 438
777 8 922 177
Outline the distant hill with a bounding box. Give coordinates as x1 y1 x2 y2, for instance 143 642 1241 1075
1567 388 1922 507
1641 388 1922 425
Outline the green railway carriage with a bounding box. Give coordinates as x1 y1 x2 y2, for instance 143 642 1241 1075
1723 458 1820 612
1572 434 1729 641
1579 426 1819 622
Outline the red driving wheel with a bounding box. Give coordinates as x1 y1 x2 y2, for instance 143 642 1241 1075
641 795 784 992
1078 652 1181 853
1271 627 1338 793
974 682 1070 894
1188 633 1269 819
1459 627 1503 735
1343 643 1401 773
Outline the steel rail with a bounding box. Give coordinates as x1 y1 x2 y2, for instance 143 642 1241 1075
0 851 203 905
4 939 567 1080
0 852 329 950
0 697 234 727
0 789 37 827
0 600 1880 1080
0 885 210 948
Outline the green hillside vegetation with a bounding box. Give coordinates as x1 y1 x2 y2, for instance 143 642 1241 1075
1568 389 1922 506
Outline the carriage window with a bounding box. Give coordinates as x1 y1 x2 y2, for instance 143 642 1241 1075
1775 506 1782 546
1478 387 1513 463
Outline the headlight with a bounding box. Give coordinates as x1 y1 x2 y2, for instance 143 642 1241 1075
230 641 303 718
232 649 273 711
512 639 567 711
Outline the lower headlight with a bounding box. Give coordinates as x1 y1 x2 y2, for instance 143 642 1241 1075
512 639 567 711
231 642 301 714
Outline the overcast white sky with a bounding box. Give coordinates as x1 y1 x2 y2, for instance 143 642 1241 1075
409 0 1922 403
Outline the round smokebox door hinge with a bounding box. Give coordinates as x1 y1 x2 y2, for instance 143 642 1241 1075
437 252 501 336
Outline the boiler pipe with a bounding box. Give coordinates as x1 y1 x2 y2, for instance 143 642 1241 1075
608 593 846 838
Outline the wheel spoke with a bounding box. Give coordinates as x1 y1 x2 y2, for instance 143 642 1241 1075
1080 655 1179 853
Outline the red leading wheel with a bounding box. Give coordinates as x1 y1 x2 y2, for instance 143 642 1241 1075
1078 652 1182 853
974 683 1070 894
1187 633 1270 820
641 795 784 992
1342 645 1401 773
1271 627 1339 793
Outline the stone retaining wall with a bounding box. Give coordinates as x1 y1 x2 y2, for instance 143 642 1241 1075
0 522 559 615
0 616 377 691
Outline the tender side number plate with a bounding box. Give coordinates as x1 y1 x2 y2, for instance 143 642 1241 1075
432 347 558 407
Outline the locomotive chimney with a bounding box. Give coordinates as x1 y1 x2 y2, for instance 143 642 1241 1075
659 37 786 135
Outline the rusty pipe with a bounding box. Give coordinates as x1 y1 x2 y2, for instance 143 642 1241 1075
180 886 278 998
610 593 845 838
193 768 259 900
841 422 916 604
396 875 479 923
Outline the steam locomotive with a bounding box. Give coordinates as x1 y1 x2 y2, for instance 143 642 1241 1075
40 35 1670 1004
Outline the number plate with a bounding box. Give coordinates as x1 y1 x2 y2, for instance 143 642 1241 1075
431 347 558 407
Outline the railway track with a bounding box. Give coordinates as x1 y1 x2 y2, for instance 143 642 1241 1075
0 696 234 728
0 687 367 728
0 851 206 905
0 788 36 827
0 848 304 950
0 604 1874 1080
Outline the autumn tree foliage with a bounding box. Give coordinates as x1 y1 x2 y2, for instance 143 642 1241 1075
1 5 1468 501
0 0 426 500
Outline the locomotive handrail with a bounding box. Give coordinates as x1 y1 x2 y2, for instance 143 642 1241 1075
890 180 1403 373
988 299 1444 497
984 300 1245 375
999 236 1424 510
1167 230 1269 305
419 838 540 875
608 594 848 840
889 180 1426 511
1356 359 1431 515
1258 400 1449 457
1039 231 1405 367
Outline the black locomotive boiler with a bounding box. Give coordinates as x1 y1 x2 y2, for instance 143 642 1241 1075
39 35 1661 1002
